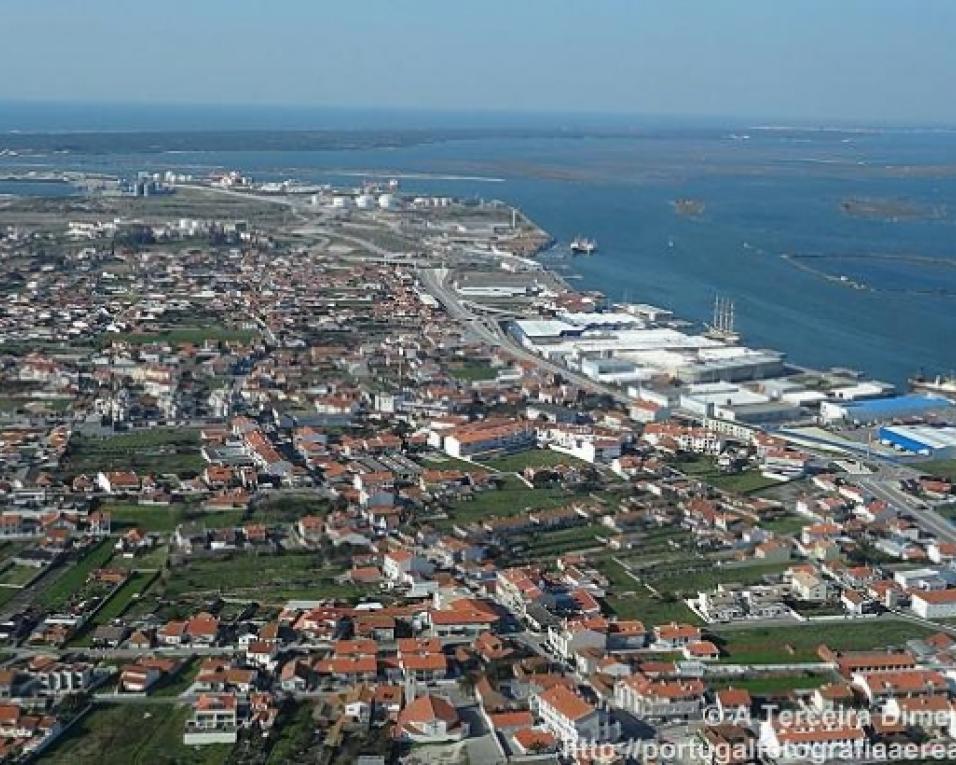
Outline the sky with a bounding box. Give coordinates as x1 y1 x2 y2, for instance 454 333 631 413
2 0 956 125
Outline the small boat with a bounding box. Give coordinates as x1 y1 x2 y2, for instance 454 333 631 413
570 236 597 254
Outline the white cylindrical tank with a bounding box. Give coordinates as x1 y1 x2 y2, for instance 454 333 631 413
331 196 351 208
378 193 395 209
355 194 374 209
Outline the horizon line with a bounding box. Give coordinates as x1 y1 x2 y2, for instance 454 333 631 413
2 98 956 133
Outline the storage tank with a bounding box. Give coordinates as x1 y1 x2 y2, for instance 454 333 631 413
377 193 395 209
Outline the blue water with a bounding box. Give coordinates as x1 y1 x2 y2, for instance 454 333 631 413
0 180 76 196
2 115 955 384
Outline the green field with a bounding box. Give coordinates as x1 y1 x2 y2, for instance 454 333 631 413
612 527 694 557
108 544 169 571
645 560 793 597
0 396 73 414
712 673 834 694
607 592 702 625
517 524 606 557
69 571 156 647
63 428 203 477
441 475 571 526
153 657 201 698
104 502 245 533
93 572 156 624
595 558 703 625
266 702 316 764
163 552 368 604
38 703 232 765
249 494 331 522
40 539 114 609
920 460 956 482
761 513 808 535
675 456 782 495
0 564 39 587
480 448 588 473
937 503 956 522
450 363 499 382
105 326 257 347
712 620 935 664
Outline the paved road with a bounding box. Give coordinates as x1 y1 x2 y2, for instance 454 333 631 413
858 472 956 543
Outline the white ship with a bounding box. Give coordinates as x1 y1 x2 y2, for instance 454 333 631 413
909 374 956 397
570 236 597 254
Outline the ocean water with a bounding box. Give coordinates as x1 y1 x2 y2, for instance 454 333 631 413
2 111 955 384
0 180 76 196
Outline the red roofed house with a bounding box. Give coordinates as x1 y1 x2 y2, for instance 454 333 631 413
426 599 500 638
183 693 240 745
614 675 706 721
96 471 140 494
395 694 467 744
653 623 702 649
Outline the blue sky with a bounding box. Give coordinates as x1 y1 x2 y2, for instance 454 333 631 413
3 0 955 124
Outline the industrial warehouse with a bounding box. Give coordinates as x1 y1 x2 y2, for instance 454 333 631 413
879 424 956 458
509 312 785 385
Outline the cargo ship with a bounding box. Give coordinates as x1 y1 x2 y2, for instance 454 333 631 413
570 236 597 254
909 373 956 397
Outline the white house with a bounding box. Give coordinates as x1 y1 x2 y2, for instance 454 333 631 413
535 684 617 746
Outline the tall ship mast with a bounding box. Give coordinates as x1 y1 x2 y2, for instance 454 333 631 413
705 294 741 343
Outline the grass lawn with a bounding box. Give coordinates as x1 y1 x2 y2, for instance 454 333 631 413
163 553 368 604
712 673 834 694
0 564 39 587
441 475 571 526
108 544 169 571
38 703 232 765
69 571 157 647
518 524 606 557
266 701 316 764
607 591 702 625
103 502 245 533
40 539 114 609
105 326 257 347
595 558 703 625
480 448 588 473
63 428 203 477
675 456 781 495
920 460 956 482
645 560 793 597
0 541 28 567
250 494 330 522
936 503 956 522
761 513 808 535
450 362 499 382
153 657 201 697
418 454 490 475
712 619 935 664
94 572 156 624
0 396 73 414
